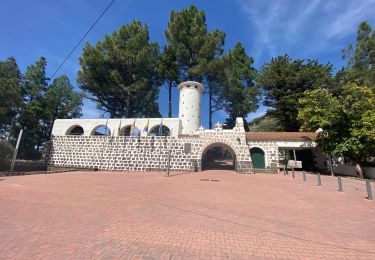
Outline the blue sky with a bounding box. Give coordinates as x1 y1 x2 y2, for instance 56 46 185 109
1 0 375 128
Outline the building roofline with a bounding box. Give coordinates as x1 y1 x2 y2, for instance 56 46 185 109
245 132 317 141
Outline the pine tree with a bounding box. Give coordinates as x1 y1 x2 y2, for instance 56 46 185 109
78 20 161 118
257 55 333 131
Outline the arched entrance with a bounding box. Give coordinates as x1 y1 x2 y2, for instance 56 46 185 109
250 147 265 170
201 143 236 171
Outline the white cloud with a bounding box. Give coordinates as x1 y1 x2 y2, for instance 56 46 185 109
286 0 320 36
239 0 286 59
321 0 375 39
237 0 375 63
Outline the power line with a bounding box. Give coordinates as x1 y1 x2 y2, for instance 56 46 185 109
49 0 116 80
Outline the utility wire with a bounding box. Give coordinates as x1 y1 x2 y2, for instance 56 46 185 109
49 0 116 80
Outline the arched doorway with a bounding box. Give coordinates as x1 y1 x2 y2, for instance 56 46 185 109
202 143 236 171
250 147 265 170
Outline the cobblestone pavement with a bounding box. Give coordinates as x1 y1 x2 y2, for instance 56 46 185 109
1 170 375 259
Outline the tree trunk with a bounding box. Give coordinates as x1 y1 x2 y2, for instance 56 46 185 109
48 107 59 139
329 155 335 176
168 82 172 118
125 96 131 118
7 117 15 141
209 85 212 129
355 163 364 178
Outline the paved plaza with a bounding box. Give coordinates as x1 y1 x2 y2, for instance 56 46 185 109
0 170 375 259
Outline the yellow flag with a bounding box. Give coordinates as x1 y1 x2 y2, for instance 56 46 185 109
143 119 149 133
130 119 136 136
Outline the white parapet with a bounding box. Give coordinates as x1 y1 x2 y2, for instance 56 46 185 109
178 81 204 135
51 118 180 137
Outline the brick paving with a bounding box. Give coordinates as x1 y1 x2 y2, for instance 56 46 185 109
0 170 375 259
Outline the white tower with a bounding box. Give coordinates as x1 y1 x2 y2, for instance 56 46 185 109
178 81 204 135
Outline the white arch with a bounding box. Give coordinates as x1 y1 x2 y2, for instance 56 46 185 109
65 125 84 136
119 125 140 136
149 124 171 136
199 141 239 171
91 125 111 136
199 140 241 158
51 118 180 137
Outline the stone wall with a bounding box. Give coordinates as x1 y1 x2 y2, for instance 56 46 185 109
44 128 253 173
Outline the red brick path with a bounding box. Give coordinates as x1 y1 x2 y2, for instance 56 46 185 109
0 170 374 259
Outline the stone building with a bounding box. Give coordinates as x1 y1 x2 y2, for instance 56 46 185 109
44 81 326 173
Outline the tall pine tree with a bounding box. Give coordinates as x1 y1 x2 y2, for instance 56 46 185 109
165 5 225 128
44 75 83 138
257 55 333 131
157 46 178 118
18 57 49 159
0 57 22 138
342 21 375 89
78 20 160 118
220 43 258 129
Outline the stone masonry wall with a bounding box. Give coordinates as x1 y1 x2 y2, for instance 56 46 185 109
44 128 253 173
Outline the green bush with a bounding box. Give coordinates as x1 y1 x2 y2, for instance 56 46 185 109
0 141 14 160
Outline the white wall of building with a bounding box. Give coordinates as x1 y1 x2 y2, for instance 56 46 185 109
51 118 181 137
178 81 204 135
276 140 316 148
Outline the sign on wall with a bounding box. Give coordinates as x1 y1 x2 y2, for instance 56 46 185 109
184 143 191 154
